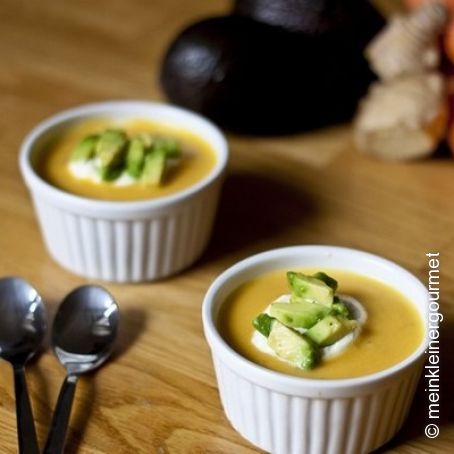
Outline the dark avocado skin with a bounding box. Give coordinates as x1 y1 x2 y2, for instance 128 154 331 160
160 4 384 134
233 0 376 34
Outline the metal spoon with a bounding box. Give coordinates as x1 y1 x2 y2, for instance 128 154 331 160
0 277 47 454
44 285 119 454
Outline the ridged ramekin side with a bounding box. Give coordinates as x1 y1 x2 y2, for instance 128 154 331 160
31 183 220 282
212 355 423 454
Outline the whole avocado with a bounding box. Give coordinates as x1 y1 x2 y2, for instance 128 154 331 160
160 1 384 134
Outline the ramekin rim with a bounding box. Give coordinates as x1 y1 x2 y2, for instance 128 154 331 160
19 100 229 212
202 245 429 391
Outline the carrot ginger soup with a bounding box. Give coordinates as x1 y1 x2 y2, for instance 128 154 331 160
37 118 217 201
219 268 424 379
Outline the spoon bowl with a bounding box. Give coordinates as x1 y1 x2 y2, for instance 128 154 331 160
0 277 47 362
0 276 47 454
52 285 119 375
44 285 119 454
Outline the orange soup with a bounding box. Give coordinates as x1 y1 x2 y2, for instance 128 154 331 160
37 118 217 201
219 269 424 379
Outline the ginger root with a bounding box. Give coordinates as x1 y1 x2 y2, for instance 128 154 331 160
366 1 448 80
354 73 447 160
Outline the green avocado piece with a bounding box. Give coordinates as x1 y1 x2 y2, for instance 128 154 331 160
267 320 319 370
312 272 338 291
306 314 357 347
287 272 334 306
136 133 155 148
252 313 274 337
71 134 99 161
126 137 146 178
269 301 330 329
142 148 166 185
99 166 123 182
154 137 180 158
331 300 351 319
96 129 127 171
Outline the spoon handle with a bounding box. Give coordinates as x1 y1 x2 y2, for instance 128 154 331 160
13 365 40 454
44 374 78 454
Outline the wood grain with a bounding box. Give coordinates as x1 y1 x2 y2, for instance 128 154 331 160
0 0 452 452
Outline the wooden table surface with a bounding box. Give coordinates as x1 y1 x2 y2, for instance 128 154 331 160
0 0 453 453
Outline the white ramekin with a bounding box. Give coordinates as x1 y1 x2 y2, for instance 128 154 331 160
202 246 429 454
19 101 229 282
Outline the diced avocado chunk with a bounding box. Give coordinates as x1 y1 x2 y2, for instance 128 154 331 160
154 137 180 158
136 133 154 148
96 129 127 171
313 272 338 291
306 315 357 347
252 313 274 337
142 148 166 185
268 320 319 370
99 166 122 182
331 300 351 319
269 301 330 329
126 137 146 178
71 134 99 161
287 272 334 306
